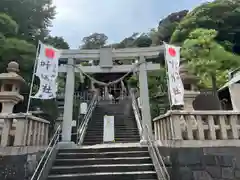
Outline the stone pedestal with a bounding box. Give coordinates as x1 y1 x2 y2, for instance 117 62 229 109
184 91 200 111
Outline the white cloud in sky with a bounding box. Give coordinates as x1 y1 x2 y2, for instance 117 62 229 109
51 0 212 48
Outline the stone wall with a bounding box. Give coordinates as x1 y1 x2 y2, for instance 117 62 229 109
159 147 240 180
0 147 45 180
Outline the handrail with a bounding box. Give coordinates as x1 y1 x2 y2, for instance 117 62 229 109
129 88 170 180
77 92 98 145
129 88 143 139
145 124 170 180
31 125 61 180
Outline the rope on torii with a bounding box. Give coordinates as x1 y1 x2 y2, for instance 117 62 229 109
66 60 144 88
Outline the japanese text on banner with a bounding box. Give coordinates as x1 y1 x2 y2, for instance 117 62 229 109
165 43 184 106
32 41 61 99
31 78 57 99
35 42 61 80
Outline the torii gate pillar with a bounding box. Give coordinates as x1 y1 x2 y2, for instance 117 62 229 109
62 58 75 142
139 56 152 140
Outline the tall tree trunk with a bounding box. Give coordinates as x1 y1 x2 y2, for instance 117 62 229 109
211 73 217 96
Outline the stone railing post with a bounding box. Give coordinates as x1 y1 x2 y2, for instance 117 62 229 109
45 124 49 145
0 113 50 147
14 118 28 146
154 110 240 142
1 118 13 147
27 116 49 146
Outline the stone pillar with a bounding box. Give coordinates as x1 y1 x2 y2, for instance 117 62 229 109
62 58 75 142
139 56 152 139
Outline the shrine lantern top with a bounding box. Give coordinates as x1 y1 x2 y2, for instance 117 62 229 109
0 61 25 96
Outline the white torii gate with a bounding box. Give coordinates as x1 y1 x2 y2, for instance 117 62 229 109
58 46 163 143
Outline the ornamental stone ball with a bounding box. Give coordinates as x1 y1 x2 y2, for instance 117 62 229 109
7 61 20 73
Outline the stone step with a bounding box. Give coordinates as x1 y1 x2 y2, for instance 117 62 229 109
83 141 140 146
50 164 154 175
83 138 140 142
84 137 140 141
85 130 139 134
86 127 139 130
84 134 140 138
83 139 140 145
88 122 138 126
48 171 157 180
57 151 148 159
58 147 148 153
54 157 152 166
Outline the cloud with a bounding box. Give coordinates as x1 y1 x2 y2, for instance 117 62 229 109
51 0 211 48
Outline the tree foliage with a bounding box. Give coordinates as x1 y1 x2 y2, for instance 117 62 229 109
0 13 36 81
151 10 188 45
171 0 240 53
0 13 18 36
181 28 240 90
44 36 70 49
0 1 67 126
0 0 56 43
81 33 108 49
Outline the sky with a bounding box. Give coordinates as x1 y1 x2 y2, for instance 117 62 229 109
51 0 212 48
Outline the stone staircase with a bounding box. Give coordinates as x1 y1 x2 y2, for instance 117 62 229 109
83 99 140 145
47 145 158 180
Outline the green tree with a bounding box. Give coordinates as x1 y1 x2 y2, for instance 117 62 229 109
0 13 35 81
115 33 139 48
181 28 240 93
151 10 188 45
0 0 56 43
133 33 152 47
81 33 108 49
170 0 240 53
0 13 18 36
44 36 70 49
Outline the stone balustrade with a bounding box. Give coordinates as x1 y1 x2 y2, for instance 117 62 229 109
153 111 240 141
0 113 49 147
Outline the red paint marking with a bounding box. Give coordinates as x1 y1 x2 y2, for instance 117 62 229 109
45 48 55 59
168 47 176 57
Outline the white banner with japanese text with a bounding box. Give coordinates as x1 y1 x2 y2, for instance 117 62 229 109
35 41 61 80
32 41 61 99
164 43 184 106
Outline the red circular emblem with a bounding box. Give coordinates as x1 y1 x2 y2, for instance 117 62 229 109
168 47 176 57
45 48 55 59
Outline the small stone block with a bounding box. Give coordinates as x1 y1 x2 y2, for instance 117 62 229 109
216 155 234 167
235 170 240 178
206 166 221 178
177 148 203 165
222 167 234 179
202 155 217 166
179 167 193 180
193 170 213 180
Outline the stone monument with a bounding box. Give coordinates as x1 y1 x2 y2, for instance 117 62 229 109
0 61 25 134
180 59 200 110
0 61 25 113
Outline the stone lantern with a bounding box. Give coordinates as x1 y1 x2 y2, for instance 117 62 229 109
0 61 25 113
180 59 200 110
